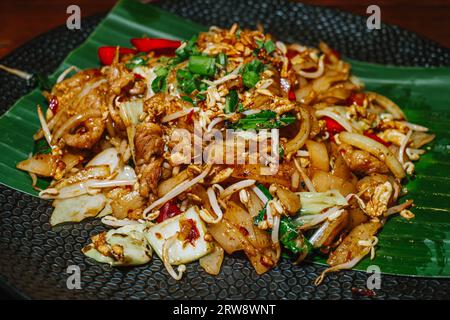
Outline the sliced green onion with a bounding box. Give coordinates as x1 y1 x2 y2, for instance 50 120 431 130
151 75 167 93
216 52 228 68
188 55 216 76
181 96 194 105
264 40 276 54
176 69 199 94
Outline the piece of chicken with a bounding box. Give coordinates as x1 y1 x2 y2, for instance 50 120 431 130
339 143 389 175
135 123 165 199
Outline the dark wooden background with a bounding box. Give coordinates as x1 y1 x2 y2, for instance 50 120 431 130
0 0 450 58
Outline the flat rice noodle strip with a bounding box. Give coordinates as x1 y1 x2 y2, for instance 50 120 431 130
16 153 53 177
199 242 224 275
285 107 311 155
327 221 381 266
224 201 272 250
208 203 277 274
311 169 356 196
157 169 190 197
306 139 329 172
231 163 294 188
310 210 349 248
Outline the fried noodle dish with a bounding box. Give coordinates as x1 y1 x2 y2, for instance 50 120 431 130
17 25 435 283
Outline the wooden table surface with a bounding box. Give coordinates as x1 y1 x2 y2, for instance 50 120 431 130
1 0 449 59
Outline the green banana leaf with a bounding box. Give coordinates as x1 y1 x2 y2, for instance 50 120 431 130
0 0 449 277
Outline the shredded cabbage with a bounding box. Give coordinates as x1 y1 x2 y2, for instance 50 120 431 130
296 189 348 214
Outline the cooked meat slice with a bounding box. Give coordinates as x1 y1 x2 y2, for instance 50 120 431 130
135 123 164 163
339 143 389 175
138 158 163 198
144 93 185 120
134 122 165 198
356 174 389 201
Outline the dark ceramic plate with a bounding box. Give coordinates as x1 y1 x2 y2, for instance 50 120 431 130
1 0 450 300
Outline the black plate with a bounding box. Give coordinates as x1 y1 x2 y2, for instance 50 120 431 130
1 0 450 300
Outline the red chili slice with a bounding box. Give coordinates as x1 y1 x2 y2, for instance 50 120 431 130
364 131 391 147
346 92 366 106
131 38 182 53
48 96 59 114
323 116 345 135
286 49 298 60
288 86 296 101
98 46 137 65
185 218 200 245
186 109 195 124
156 201 182 223
331 49 341 60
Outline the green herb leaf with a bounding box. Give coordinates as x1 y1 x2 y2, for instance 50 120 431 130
280 217 311 255
264 40 276 54
174 35 199 62
242 59 264 88
231 110 296 130
224 90 239 114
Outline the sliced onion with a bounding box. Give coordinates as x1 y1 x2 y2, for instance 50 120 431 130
220 179 256 199
293 158 316 192
338 132 406 179
403 121 429 132
315 109 355 133
367 92 405 120
52 109 102 142
285 107 311 154
295 55 325 79
207 117 224 132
